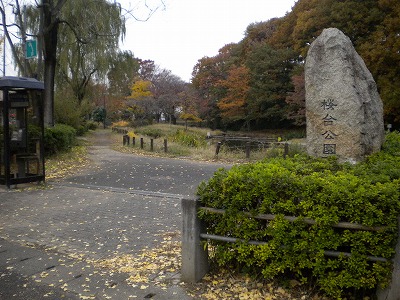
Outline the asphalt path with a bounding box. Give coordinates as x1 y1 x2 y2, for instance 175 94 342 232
64 140 229 198
0 129 232 299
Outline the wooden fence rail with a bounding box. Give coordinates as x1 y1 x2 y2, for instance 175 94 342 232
199 207 389 263
117 129 291 159
181 198 400 299
200 207 387 232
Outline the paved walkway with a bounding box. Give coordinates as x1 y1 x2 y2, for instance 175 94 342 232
0 130 231 299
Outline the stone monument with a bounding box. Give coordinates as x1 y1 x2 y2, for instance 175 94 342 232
305 28 384 163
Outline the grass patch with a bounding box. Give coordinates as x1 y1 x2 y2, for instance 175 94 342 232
116 124 306 163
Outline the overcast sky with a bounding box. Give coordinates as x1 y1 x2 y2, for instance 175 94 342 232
119 0 298 82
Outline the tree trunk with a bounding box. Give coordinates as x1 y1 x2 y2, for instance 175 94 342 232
42 0 65 126
43 60 55 126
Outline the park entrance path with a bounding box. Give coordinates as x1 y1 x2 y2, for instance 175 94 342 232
62 129 229 198
0 129 231 299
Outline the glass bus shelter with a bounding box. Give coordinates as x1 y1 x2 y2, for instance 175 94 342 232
0 76 45 188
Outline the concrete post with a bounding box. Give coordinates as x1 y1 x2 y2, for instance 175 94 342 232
377 215 400 300
181 198 209 282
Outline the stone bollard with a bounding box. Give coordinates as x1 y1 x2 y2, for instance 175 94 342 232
181 198 209 282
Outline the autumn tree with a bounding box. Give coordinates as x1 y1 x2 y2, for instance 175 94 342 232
151 69 185 124
126 79 154 122
216 65 250 127
178 85 202 129
127 62 186 125
191 44 238 129
358 0 400 124
187 0 398 129
104 50 140 121
285 70 305 126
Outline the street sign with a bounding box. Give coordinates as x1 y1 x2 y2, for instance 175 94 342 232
26 40 37 59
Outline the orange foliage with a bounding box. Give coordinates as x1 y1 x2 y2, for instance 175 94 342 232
217 65 250 121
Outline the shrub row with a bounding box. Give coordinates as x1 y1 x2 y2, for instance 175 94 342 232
197 132 400 298
44 124 77 156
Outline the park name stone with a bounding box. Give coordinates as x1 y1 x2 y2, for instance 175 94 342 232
305 28 384 163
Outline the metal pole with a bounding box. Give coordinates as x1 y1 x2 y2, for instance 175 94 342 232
23 5 27 77
2 37 5 76
103 92 106 129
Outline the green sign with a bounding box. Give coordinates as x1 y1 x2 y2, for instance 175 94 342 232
26 40 37 59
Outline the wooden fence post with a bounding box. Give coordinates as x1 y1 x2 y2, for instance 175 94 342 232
150 139 154 152
215 142 222 156
140 138 144 149
164 139 168 153
245 142 251 158
132 137 135 146
284 142 289 158
123 135 129 146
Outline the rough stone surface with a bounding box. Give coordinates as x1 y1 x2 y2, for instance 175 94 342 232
305 28 384 163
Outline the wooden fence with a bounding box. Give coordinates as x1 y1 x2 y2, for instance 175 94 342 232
122 134 168 153
118 130 290 159
181 198 400 299
208 134 290 158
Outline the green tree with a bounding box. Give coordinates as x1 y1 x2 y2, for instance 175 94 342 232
285 69 305 126
358 0 400 124
56 0 125 105
245 44 294 128
2 0 163 126
108 50 140 98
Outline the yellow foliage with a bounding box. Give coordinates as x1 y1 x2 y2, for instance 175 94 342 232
180 113 202 122
128 80 153 100
127 131 136 138
111 120 129 127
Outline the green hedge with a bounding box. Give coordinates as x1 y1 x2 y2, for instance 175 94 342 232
44 124 77 156
197 132 400 298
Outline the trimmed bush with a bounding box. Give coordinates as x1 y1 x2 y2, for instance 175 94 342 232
44 124 77 156
197 132 400 298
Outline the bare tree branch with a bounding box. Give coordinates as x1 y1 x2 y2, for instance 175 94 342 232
122 0 165 22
